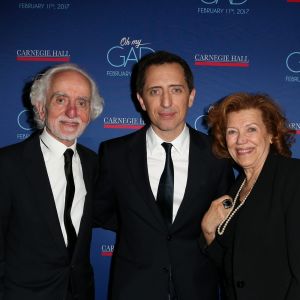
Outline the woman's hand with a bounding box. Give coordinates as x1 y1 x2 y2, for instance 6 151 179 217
201 195 233 245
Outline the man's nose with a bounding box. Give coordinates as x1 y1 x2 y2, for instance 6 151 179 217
65 100 78 118
161 91 172 108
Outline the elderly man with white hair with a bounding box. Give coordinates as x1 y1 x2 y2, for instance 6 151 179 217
0 63 103 300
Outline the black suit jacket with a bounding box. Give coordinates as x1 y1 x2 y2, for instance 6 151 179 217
94 126 234 300
0 132 98 300
204 153 300 300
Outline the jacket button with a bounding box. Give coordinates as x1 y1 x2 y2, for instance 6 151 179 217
236 281 245 288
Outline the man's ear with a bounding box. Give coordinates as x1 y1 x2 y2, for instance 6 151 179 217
137 93 146 111
188 89 196 108
35 102 46 122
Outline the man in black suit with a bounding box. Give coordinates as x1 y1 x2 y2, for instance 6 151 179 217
94 51 234 300
0 63 104 300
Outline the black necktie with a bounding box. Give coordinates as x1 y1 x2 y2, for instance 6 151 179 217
156 142 174 226
63 149 77 257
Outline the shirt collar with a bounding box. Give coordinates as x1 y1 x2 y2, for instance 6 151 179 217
146 125 190 156
40 128 77 158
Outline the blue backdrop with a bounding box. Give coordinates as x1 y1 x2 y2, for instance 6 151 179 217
1 1 300 298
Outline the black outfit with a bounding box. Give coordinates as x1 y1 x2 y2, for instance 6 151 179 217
204 152 300 300
0 132 98 300
94 125 234 300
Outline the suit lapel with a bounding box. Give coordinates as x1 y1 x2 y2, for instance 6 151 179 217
22 133 67 254
127 127 166 230
172 128 209 231
76 146 93 243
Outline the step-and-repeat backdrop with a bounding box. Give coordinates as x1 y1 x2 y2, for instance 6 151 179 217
1 1 300 298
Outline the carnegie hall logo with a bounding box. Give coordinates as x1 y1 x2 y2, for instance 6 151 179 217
101 244 114 257
16 49 70 62
103 116 145 129
197 0 250 15
194 53 249 67
289 122 300 134
285 52 300 83
106 37 155 78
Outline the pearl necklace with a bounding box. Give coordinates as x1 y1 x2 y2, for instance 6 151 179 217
217 178 256 236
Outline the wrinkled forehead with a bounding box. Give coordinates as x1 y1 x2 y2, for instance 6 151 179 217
47 70 92 97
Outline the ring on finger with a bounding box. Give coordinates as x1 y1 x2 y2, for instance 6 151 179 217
222 198 233 209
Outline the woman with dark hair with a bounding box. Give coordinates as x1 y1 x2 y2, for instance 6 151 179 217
201 92 300 300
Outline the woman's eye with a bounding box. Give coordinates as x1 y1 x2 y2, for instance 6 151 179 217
226 129 237 135
247 127 257 132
